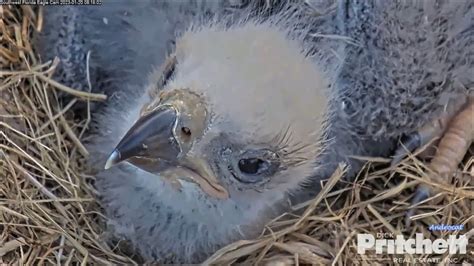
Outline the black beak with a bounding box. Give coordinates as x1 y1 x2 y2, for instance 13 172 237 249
104 106 180 169
103 92 229 199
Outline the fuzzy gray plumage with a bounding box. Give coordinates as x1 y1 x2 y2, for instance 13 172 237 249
36 0 473 263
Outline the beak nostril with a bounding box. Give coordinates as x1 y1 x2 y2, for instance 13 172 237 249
181 127 192 137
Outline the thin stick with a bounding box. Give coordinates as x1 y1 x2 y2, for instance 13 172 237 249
59 115 89 157
35 72 107 101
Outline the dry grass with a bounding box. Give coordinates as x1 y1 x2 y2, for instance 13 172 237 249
1 5 473 265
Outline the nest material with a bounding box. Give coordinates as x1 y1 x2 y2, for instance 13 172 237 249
1 5 473 265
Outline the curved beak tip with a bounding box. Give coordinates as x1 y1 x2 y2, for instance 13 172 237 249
104 149 121 170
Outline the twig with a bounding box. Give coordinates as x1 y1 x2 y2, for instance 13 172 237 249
35 72 106 101
59 114 89 157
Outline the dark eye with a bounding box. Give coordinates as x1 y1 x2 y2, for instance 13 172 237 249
238 158 265 175
181 127 191 136
225 148 280 184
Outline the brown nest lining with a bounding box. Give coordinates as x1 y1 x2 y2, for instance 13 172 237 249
1 5 473 265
